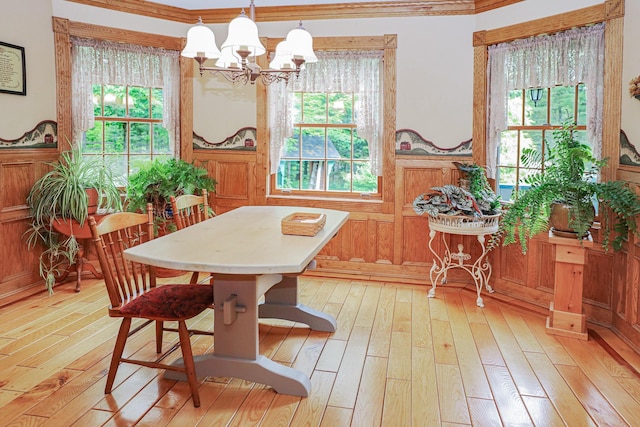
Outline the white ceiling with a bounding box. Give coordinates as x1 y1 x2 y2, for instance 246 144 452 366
147 0 373 10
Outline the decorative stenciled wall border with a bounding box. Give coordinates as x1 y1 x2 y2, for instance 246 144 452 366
193 127 257 151
620 129 640 167
395 128 472 156
0 120 57 148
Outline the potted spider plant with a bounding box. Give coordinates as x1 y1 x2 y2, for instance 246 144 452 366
24 148 122 294
491 122 640 253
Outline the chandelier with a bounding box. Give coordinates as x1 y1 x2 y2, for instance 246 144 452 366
181 1 317 85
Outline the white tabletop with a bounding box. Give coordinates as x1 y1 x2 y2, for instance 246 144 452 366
124 206 349 275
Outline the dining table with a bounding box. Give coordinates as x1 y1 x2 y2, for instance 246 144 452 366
123 205 349 397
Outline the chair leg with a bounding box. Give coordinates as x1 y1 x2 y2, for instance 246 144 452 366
177 320 200 407
155 321 164 353
189 272 199 284
106 317 132 394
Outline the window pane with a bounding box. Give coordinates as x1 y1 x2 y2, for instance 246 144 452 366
507 90 523 126
301 128 326 158
328 93 352 124
576 84 587 126
106 155 128 187
292 93 302 124
130 122 151 153
153 124 171 154
277 160 301 190
353 161 377 192
328 128 352 159
105 122 126 153
301 160 325 190
550 86 575 125
327 160 351 191
521 130 543 159
353 129 369 160
524 88 547 126
497 166 517 201
302 93 327 124
93 85 102 116
83 121 103 153
499 130 518 168
151 88 163 119
129 86 150 119
282 131 301 158
103 85 126 117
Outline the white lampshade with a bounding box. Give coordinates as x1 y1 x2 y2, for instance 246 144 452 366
285 22 317 63
221 11 266 58
181 18 222 59
269 41 295 70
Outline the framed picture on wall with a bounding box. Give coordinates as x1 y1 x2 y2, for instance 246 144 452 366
0 41 26 96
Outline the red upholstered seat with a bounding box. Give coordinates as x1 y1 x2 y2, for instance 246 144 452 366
121 284 213 318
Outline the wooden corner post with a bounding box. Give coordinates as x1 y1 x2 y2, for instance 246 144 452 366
545 232 593 340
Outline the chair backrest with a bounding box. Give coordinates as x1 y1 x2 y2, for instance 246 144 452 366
89 203 155 313
170 189 210 230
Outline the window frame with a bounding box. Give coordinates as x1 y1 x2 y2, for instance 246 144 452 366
497 84 588 199
257 35 396 205
276 90 381 197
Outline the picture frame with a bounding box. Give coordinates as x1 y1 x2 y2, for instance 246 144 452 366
0 41 26 96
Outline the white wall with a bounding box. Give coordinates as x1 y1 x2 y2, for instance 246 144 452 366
4 0 634 154
0 0 56 139
193 15 476 149
47 0 478 149
475 0 603 30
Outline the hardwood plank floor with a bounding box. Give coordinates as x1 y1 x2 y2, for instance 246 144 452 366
1 275 640 426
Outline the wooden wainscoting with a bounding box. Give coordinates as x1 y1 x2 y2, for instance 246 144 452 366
0 151 59 303
194 150 257 215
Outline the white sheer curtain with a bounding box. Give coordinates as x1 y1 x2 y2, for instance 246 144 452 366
71 37 180 153
268 50 384 176
486 23 605 178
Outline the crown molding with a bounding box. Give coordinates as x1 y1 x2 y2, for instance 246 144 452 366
64 0 521 23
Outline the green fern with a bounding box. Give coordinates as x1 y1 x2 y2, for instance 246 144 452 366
492 121 640 253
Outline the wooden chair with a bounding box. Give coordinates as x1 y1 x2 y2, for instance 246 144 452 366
89 203 213 407
170 189 214 284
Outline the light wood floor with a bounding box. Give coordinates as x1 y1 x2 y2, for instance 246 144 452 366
1 275 640 426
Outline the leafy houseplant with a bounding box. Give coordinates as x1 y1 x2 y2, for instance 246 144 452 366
413 163 501 217
492 122 640 253
25 148 123 294
125 158 217 234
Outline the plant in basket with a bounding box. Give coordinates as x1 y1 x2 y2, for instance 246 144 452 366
413 163 501 219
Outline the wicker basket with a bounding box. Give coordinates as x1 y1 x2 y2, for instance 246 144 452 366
281 212 327 236
428 212 501 235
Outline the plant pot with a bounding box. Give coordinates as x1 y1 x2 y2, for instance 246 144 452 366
86 187 99 215
549 202 594 239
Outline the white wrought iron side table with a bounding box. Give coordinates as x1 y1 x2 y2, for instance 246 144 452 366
426 213 501 307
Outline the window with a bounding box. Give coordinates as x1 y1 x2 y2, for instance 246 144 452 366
71 36 180 186
277 91 377 193
269 48 384 198
486 23 604 186
497 84 587 200
82 84 173 186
